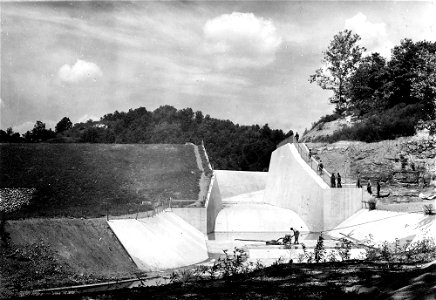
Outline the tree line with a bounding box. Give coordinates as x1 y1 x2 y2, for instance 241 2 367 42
310 30 436 142
0 106 292 171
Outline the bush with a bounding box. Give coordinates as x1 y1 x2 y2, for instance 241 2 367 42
311 112 342 130
368 198 377 210
423 204 434 215
319 104 423 143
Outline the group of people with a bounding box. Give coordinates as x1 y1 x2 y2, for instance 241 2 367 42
357 175 383 197
330 172 342 188
366 180 382 197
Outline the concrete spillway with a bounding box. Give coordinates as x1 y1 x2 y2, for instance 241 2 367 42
108 212 208 271
213 169 308 234
215 201 308 232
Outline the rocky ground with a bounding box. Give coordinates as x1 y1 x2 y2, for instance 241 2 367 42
304 132 436 212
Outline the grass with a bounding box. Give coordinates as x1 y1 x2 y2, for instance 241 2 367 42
0 144 202 218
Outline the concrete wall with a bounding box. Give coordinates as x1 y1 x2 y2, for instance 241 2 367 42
264 143 363 231
206 174 223 233
323 188 365 230
172 174 224 235
264 143 328 231
214 170 268 198
172 207 207 234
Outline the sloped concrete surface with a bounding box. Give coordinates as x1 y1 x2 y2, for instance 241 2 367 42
329 209 435 244
108 212 208 271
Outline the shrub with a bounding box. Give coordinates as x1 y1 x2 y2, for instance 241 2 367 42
318 104 423 143
337 238 352 261
368 198 377 210
423 204 434 215
314 236 326 263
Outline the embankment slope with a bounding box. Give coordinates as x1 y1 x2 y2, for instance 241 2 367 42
0 143 203 218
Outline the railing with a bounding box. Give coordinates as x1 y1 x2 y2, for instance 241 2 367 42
106 198 171 221
292 139 355 188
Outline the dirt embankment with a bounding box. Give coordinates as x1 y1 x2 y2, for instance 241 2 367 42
0 218 139 296
302 118 352 142
0 143 203 218
305 134 436 209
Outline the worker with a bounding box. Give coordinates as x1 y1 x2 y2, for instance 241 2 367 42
337 173 342 188
377 181 381 197
318 160 324 175
331 173 336 188
290 227 300 244
295 133 299 142
356 174 362 188
367 180 372 194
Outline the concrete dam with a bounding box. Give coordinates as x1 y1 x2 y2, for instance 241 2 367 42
108 142 369 271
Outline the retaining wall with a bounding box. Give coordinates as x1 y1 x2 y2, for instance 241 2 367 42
214 170 268 198
206 174 223 233
172 207 207 234
172 174 223 234
264 143 364 231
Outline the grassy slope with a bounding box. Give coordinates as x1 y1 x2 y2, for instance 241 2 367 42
0 144 201 218
0 218 139 295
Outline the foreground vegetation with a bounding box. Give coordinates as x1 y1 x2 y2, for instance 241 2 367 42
18 246 435 299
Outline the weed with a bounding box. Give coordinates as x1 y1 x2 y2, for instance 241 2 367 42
337 238 352 261
272 257 285 266
314 235 326 263
423 204 434 215
255 259 264 270
368 198 377 210
326 250 338 262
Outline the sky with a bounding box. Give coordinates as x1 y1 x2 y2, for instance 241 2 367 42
1 1 435 135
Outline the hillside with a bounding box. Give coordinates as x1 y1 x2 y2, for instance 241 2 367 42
0 143 204 218
302 118 351 142
0 218 139 296
305 133 436 210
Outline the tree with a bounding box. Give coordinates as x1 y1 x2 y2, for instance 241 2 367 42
410 48 436 119
309 30 366 111
55 117 73 133
23 121 55 142
0 127 22 143
348 53 390 116
387 39 436 119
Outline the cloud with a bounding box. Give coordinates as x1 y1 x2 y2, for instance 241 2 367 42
345 13 393 58
13 120 56 134
203 12 282 69
58 59 103 83
77 114 99 123
419 1 436 41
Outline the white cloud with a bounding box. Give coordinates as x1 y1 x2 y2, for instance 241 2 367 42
58 59 103 83
203 12 282 69
77 114 99 123
419 1 436 41
345 13 393 58
13 120 56 134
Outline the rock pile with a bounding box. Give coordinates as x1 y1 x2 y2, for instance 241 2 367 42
0 188 35 213
400 137 436 159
